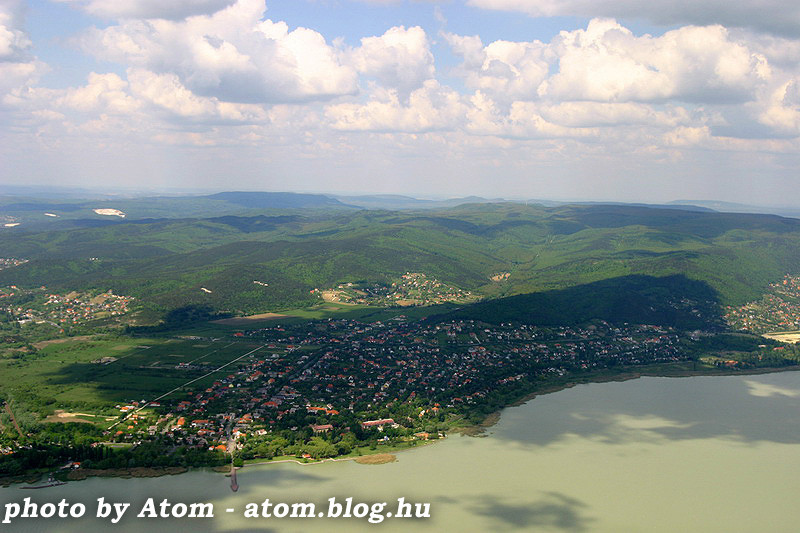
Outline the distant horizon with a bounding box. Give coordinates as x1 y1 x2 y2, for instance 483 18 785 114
5 183 800 215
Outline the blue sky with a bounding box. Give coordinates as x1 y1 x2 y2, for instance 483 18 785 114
2 0 800 204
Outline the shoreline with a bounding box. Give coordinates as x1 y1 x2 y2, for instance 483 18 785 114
5 364 799 485
65 466 189 481
238 365 800 468
241 440 437 469
468 364 800 434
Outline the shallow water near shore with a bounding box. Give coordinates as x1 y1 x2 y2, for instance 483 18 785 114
4 371 800 532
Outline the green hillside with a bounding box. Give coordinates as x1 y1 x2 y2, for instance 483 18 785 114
432 274 724 330
1 202 799 318
0 191 354 231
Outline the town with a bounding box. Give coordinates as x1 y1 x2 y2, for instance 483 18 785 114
2 273 798 476
0 286 133 331
315 272 476 307
96 317 692 466
0 259 27 271
725 275 800 333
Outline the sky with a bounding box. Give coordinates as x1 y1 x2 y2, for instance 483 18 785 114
1 0 800 204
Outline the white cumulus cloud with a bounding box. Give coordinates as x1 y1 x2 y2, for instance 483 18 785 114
0 0 29 60
79 0 358 104
537 101 690 128
446 20 774 106
757 79 800 136
465 92 597 138
325 80 466 132
540 19 770 104
4 4 800 192
351 26 435 97
0 0 45 108
443 32 550 103
56 72 140 114
127 68 268 122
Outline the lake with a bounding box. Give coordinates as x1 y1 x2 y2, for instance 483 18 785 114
3 371 800 532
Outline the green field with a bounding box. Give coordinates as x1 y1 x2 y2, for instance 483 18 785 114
0 335 281 413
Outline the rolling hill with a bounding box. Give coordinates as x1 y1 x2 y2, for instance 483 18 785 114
1 201 799 320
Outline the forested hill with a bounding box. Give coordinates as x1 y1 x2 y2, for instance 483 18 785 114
1 202 799 318
0 191 354 230
431 274 724 330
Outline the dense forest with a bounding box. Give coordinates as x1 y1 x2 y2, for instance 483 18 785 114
2 202 800 320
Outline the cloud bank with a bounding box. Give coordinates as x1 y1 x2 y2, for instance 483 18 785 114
2 0 800 202
467 0 800 37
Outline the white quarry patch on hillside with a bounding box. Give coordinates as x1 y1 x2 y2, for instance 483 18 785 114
93 208 126 218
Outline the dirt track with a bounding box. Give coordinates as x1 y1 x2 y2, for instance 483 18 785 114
211 313 288 326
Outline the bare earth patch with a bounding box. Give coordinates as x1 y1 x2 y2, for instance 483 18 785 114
354 453 397 465
43 410 97 424
212 313 288 326
90 294 111 305
33 335 95 350
320 291 358 305
320 290 340 303
763 332 800 344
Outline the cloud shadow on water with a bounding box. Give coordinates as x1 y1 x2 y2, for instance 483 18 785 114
487 373 800 447
231 465 331 499
470 492 594 532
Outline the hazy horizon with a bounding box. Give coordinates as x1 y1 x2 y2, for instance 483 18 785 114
7 183 800 218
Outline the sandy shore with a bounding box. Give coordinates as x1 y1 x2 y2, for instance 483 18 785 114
354 453 397 465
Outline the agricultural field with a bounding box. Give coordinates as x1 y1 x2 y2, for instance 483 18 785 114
0 335 278 415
